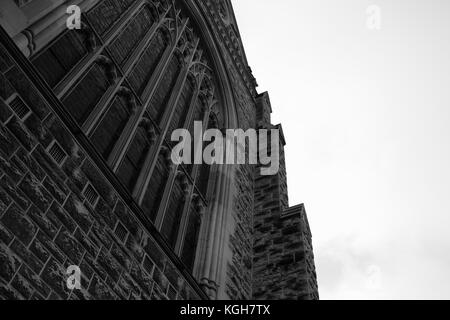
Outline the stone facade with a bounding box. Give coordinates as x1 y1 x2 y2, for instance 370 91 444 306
0 0 318 300
253 92 319 300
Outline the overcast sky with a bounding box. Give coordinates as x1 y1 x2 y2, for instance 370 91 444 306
232 0 450 299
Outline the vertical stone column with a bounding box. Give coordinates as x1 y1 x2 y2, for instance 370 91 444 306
196 163 234 299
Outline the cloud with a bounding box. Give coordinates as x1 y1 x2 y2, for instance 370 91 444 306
233 0 450 299
315 235 385 299
315 233 450 300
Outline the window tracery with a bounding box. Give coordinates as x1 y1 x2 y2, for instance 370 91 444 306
28 0 227 277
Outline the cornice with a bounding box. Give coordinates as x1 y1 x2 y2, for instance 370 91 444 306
195 0 258 99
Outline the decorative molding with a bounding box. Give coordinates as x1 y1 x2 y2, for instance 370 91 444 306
197 0 258 99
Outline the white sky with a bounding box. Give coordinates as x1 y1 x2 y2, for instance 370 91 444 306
232 0 450 299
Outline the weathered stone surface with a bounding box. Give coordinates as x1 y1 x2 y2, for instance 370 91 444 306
4 66 50 120
48 202 76 234
94 198 117 231
40 258 69 299
19 173 53 212
63 194 93 233
252 94 319 300
55 229 85 265
0 278 23 300
1 175 29 210
7 117 37 151
18 264 52 298
96 248 122 282
2 205 36 246
0 74 14 101
10 239 43 274
14 148 46 181
24 114 53 148
31 145 67 189
0 153 25 183
0 186 11 214
88 274 117 300
0 223 13 244
29 238 50 264
0 124 19 157
73 228 100 258
0 242 21 282
42 176 67 204
36 231 66 264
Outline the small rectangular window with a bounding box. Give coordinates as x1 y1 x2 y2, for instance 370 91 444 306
114 221 128 243
7 94 32 120
83 183 100 207
143 255 155 276
46 140 68 166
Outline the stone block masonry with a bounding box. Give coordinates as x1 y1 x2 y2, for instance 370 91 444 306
252 92 319 300
253 205 319 300
0 42 205 300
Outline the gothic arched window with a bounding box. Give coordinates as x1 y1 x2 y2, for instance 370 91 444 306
181 196 204 272
90 88 136 159
161 174 189 248
117 118 155 192
166 75 196 144
62 56 115 125
196 113 219 198
108 5 158 67
26 0 231 281
32 29 91 88
148 53 183 124
87 0 136 37
141 149 172 222
126 28 169 99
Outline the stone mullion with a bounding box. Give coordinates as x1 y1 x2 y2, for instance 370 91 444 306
176 190 207 259
192 96 233 298
153 163 184 232
108 20 188 172
172 74 205 255
55 1 165 99
190 96 216 197
212 165 235 295
143 46 201 235
120 10 172 73
174 185 196 256
190 100 218 284
133 36 199 203
197 165 228 298
190 195 208 276
139 12 187 103
180 73 204 131
129 64 189 200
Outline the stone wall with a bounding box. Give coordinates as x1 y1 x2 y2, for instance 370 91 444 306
0 42 204 300
253 204 319 300
252 92 319 300
196 0 259 300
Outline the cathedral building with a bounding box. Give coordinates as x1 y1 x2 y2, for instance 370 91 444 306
0 0 318 300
